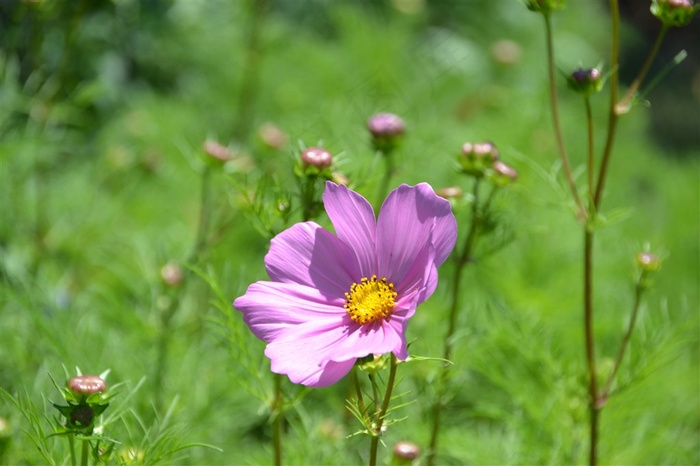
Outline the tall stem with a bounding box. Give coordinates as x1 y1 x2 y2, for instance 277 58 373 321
80 437 89 466
584 96 595 208
271 374 283 466
543 13 585 217
368 355 398 466
584 230 599 466
377 151 395 205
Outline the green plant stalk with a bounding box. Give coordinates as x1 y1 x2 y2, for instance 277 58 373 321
543 13 585 217
585 96 595 208
583 230 599 466
599 277 646 405
427 178 486 466
80 437 89 466
187 166 213 265
271 374 283 466
369 355 398 466
69 433 77 466
377 151 395 205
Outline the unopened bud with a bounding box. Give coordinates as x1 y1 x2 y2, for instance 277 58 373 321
392 441 421 464
526 0 566 14
332 172 349 185
489 160 519 186
491 40 522 66
160 262 183 288
568 68 603 95
202 139 233 164
301 147 333 170
258 122 288 150
651 0 697 27
368 113 406 153
636 251 661 272
67 375 107 398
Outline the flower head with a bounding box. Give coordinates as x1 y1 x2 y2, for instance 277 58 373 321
234 182 457 387
651 0 698 27
368 112 406 153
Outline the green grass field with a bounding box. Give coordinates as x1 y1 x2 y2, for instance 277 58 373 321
1 1 698 464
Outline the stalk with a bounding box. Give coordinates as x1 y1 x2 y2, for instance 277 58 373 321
368 355 398 466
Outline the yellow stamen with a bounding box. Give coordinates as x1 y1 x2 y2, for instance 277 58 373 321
344 275 397 325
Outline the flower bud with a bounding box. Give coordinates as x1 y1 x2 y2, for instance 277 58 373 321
636 251 661 272
301 147 333 170
332 172 350 186
436 186 463 200
491 40 522 66
160 261 183 288
568 68 603 95
651 0 698 27
67 375 107 398
488 160 519 187
368 113 406 153
391 441 421 465
258 122 288 150
526 0 566 14
202 139 233 164
356 353 389 374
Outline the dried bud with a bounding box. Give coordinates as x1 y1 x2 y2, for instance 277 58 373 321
488 160 519 186
568 68 603 95
301 147 333 170
202 139 233 164
436 186 463 200
67 375 107 398
636 251 661 272
651 0 698 27
160 262 183 288
368 113 406 153
258 122 288 150
526 0 566 14
392 441 421 464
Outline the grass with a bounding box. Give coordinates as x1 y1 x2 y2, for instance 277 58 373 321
1 1 698 464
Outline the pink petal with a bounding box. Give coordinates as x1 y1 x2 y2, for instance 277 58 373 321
325 316 406 362
265 221 360 297
376 183 456 290
265 319 357 387
233 282 344 343
322 182 378 277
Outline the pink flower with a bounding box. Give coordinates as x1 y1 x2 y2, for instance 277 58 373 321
233 182 457 387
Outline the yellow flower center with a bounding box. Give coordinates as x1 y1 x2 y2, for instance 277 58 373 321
344 275 397 325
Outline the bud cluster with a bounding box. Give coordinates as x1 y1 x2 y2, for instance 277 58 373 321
459 141 518 186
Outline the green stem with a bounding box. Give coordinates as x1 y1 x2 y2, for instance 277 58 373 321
616 25 669 114
592 0 621 210
584 230 599 466
584 96 595 209
543 13 585 218
80 437 89 466
353 367 368 419
599 278 646 405
68 433 77 466
369 355 398 466
427 179 484 465
187 166 213 265
271 374 284 466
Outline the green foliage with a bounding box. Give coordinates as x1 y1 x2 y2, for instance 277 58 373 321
1 1 697 465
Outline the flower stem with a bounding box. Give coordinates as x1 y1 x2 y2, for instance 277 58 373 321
427 178 484 465
369 355 398 466
271 374 284 466
80 437 89 466
543 13 585 218
599 277 646 406
583 230 600 466
69 433 77 466
584 96 595 208
377 151 395 205
187 165 213 265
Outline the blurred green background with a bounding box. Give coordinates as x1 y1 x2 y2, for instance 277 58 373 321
1 0 698 464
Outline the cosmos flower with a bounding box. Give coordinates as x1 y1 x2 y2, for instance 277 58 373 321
233 181 457 387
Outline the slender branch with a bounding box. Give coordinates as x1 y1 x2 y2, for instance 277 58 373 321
186 166 213 265
584 96 595 209
593 0 621 209
543 13 585 217
377 151 395 205
69 433 77 466
599 278 646 405
353 367 368 418
616 25 669 113
80 437 89 466
271 374 283 466
584 230 599 466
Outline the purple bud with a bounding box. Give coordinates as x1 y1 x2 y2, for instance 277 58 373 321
301 147 333 169
202 140 233 163
568 68 603 95
393 441 421 463
368 113 405 138
636 251 661 272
